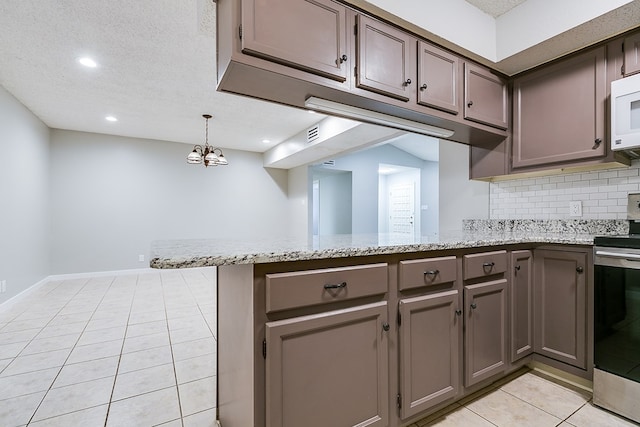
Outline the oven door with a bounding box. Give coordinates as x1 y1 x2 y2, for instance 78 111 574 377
593 246 640 423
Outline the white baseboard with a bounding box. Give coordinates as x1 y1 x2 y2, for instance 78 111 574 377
48 267 156 281
0 275 50 314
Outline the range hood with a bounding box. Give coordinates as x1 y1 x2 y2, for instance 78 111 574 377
304 97 455 139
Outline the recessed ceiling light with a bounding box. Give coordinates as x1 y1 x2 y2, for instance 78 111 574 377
78 57 97 68
262 139 271 144
105 116 118 122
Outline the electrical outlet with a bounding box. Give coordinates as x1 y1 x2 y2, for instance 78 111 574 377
569 201 583 217
138 254 145 262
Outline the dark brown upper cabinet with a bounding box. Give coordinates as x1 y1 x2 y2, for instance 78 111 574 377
512 47 607 169
624 32 640 76
356 15 416 101
240 0 349 82
464 63 508 130
417 41 460 115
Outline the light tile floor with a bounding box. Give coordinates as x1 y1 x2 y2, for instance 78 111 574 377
412 369 640 427
1 269 639 427
0 269 217 427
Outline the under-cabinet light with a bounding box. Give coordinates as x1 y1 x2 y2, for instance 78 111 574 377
304 97 455 139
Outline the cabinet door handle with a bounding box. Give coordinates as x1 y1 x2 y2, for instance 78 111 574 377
593 138 602 149
424 269 439 277
455 309 462 316
515 265 521 271
382 322 390 332
338 54 348 64
404 78 412 86
576 266 584 274
323 281 347 290
467 100 474 107
420 83 428 91
470 303 477 309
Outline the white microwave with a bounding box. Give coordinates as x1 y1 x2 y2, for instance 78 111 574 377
612 72 640 152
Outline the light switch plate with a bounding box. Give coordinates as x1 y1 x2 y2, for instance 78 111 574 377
628 193 640 220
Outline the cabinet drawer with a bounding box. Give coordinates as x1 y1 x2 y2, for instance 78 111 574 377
463 251 507 280
399 256 457 291
266 263 388 313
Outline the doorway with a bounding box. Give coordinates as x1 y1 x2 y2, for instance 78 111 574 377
378 164 421 237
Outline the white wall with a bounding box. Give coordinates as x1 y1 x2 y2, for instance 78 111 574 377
318 172 352 235
318 144 431 234
287 165 311 237
365 0 496 61
439 141 489 232
49 130 293 274
490 162 640 220
0 86 50 303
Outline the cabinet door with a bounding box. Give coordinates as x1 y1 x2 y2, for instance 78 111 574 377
534 249 587 369
356 15 416 101
510 250 533 362
464 63 508 130
464 279 508 387
417 41 460 114
398 290 460 419
241 0 349 81
265 302 389 427
624 32 640 76
512 47 606 168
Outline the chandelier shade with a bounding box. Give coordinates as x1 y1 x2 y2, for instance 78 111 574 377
187 114 229 167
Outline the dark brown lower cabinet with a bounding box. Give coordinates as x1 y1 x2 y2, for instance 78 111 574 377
265 301 389 427
510 250 533 362
534 249 588 369
398 290 461 419
464 279 508 386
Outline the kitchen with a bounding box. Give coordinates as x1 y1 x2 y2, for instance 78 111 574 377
2 0 640 426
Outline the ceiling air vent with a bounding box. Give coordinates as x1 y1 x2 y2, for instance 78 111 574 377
307 125 320 143
323 160 335 166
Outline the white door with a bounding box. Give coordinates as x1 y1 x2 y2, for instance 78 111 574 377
389 183 415 235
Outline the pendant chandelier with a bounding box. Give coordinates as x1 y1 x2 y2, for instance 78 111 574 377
187 114 229 167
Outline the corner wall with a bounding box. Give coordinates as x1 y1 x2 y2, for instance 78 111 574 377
0 86 50 303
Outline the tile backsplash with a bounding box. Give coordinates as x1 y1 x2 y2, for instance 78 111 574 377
490 160 640 220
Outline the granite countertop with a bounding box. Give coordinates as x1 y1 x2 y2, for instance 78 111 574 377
149 231 595 269
150 220 628 269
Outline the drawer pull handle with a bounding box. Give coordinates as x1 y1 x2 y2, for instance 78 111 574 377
470 303 477 309
482 262 495 269
324 282 347 290
424 269 440 277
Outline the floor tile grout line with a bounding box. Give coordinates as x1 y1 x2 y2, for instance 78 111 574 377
24 275 117 426
162 271 185 427
103 274 141 427
498 386 572 422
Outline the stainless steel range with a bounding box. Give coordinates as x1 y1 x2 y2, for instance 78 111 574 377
593 195 640 423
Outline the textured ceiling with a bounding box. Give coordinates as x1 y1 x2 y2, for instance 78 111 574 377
0 0 325 153
0 0 634 157
465 0 526 17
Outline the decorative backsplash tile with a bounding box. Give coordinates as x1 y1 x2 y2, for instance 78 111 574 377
489 160 640 220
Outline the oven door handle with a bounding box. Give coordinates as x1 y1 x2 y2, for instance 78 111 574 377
595 250 640 261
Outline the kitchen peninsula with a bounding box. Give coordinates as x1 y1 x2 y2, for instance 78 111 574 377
150 220 626 427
